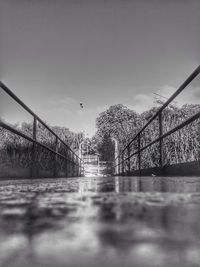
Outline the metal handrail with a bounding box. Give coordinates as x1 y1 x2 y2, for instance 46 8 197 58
114 65 200 173
0 121 80 166
0 81 84 176
0 81 82 161
115 109 200 167
116 65 200 160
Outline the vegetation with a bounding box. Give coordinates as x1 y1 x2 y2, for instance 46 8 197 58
96 104 140 147
0 121 83 150
0 120 84 174
1 101 200 173
95 103 200 169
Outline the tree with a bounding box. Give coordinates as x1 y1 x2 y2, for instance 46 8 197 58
96 134 115 161
96 104 140 152
81 136 98 155
95 102 200 168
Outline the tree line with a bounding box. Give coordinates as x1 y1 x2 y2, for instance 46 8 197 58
1 101 200 170
94 103 200 168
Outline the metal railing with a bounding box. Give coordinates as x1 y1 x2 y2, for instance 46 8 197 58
0 81 84 177
114 65 200 175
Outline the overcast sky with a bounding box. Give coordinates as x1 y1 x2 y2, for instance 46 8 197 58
0 0 200 136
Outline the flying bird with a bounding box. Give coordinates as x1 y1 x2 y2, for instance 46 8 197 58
80 102 84 108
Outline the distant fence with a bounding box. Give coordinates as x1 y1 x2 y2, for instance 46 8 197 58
114 66 200 176
0 82 84 179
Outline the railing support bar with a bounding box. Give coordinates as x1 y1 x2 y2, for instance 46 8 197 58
121 153 124 175
159 112 163 173
138 133 141 176
54 137 58 177
31 117 37 178
127 146 131 174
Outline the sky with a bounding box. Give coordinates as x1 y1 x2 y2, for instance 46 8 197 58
0 0 200 136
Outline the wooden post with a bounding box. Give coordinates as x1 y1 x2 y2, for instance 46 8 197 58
159 112 163 173
138 134 141 176
31 117 37 178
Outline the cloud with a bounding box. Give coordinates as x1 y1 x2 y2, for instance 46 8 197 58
130 94 154 113
130 84 200 114
157 85 200 106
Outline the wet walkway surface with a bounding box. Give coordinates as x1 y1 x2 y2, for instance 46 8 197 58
1 176 200 267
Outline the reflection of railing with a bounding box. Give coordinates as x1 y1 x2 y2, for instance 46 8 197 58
0 82 84 177
114 66 200 176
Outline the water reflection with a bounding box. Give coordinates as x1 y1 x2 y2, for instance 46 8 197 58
0 176 200 267
76 176 200 193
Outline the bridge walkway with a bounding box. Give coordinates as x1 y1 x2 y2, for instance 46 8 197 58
0 175 200 267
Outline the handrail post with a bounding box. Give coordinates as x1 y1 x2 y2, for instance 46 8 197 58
79 158 81 176
31 117 37 178
127 145 131 175
78 158 80 176
73 155 75 177
75 155 78 176
54 137 58 177
70 152 73 177
138 133 141 176
118 159 120 175
81 161 84 177
68 151 71 177
66 150 70 177
159 112 163 174
72 153 76 177
115 156 119 175
121 153 124 175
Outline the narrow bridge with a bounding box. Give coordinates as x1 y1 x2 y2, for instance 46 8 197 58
0 67 200 267
0 65 200 179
